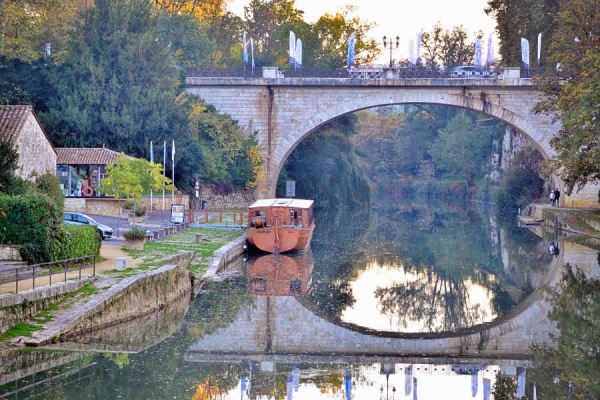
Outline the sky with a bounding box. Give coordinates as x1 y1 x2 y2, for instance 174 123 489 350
227 0 497 65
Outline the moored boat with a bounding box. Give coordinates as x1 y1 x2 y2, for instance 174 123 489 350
246 198 315 254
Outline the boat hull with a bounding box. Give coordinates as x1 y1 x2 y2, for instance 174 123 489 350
247 223 314 254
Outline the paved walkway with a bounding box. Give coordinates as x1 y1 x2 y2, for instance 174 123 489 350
0 244 141 295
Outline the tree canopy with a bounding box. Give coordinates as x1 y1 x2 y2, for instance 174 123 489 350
532 0 600 195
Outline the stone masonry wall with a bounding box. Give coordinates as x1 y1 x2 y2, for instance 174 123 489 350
15 114 56 181
0 279 93 334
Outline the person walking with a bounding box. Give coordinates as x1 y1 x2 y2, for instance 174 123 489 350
553 187 560 207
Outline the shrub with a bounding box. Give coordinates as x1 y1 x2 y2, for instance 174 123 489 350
52 224 101 260
124 225 146 241
0 194 62 263
134 208 145 217
36 173 65 214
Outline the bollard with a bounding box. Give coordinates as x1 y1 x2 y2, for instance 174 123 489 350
195 233 203 243
116 257 126 271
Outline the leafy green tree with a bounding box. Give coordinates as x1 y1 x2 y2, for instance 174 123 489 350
530 265 600 399
309 6 379 68
45 0 188 158
534 0 600 196
485 0 558 67
495 146 545 217
244 0 305 66
421 23 475 72
0 138 18 193
430 112 493 183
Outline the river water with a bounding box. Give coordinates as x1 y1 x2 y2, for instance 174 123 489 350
1 201 598 399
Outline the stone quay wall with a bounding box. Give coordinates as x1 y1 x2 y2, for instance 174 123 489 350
0 279 92 334
59 255 194 342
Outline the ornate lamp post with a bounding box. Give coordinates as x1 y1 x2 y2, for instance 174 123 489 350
383 35 399 68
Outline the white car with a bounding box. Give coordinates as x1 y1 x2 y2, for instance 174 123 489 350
451 66 494 78
64 212 113 240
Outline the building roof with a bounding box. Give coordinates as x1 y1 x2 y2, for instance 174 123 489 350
249 198 314 209
56 147 125 165
0 105 35 143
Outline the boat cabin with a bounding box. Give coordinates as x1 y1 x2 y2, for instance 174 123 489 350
248 198 314 229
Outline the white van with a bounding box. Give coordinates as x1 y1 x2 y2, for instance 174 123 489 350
451 66 493 78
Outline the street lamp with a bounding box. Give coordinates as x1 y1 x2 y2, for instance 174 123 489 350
383 35 399 68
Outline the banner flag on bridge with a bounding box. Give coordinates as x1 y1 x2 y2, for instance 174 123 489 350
537 32 542 67
416 30 422 65
474 38 483 69
150 141 154 163
347 32 356 68
521 38 530 71
295 38 302 69
289 31 296 67
408 38 416 67
486 33 495 67
250 37 255 70
243 31 248 65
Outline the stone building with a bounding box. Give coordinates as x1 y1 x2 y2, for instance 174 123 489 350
0 105 57 181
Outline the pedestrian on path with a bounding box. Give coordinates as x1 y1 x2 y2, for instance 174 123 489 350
553 187 560 207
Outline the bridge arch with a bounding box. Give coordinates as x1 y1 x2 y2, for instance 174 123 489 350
186 77 599 207
274 92 550 189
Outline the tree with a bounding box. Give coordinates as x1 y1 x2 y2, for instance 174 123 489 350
0 138 18 193
99 154 173 201
45 0 188 158
244 0 304 66
530 265 600 399
421 23 475 72
309 6 379 68
485 0 558 67
534 0 600 196
430 112 493 183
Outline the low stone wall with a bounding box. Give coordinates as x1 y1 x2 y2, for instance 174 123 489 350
0 279 93 334
204 236 247 278
196 188 255 210
65 196 190 217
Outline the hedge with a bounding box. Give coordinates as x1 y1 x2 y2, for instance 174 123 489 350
0 194 62 263
52 224 101 260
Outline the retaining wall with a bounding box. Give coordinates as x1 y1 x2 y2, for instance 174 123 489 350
0 279 93 334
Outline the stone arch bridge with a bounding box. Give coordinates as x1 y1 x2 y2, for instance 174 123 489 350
185 76 598 207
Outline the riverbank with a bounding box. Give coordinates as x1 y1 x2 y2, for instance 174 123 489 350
0 227 245 351
519 203 600 246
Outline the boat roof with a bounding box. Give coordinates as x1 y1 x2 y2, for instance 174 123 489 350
248 198 314 209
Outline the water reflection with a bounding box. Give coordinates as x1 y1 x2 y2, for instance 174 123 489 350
341 258 497 333
307 201 548 334
246 251 314 297
1 199 598 399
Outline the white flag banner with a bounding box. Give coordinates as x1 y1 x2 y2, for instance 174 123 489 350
295 38 302 68
250 37 255 69
347 32 356 68
243 31 248 65
537 32 542 67
408 38 416 65
474 38 482 69
521 38 530 69
289 31 296 66
416 30 422 65
486 33 495 66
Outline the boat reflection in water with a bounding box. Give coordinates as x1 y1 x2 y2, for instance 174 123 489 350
245 250 314 296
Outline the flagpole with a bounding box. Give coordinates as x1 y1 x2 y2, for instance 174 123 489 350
162 141 166 211
171 139 175 204
150 141 153 211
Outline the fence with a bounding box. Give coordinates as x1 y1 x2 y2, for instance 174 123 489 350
0 255 96 294
188 209 246 227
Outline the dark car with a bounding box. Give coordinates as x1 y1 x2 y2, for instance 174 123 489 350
64 212 113 240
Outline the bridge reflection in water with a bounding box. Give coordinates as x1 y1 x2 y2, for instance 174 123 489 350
185 249 540 399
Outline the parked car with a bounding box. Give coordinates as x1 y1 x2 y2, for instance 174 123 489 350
64 212 113 240
451 65 494 78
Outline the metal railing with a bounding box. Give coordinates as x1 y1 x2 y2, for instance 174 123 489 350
188 209 246 227
0 255 96 294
